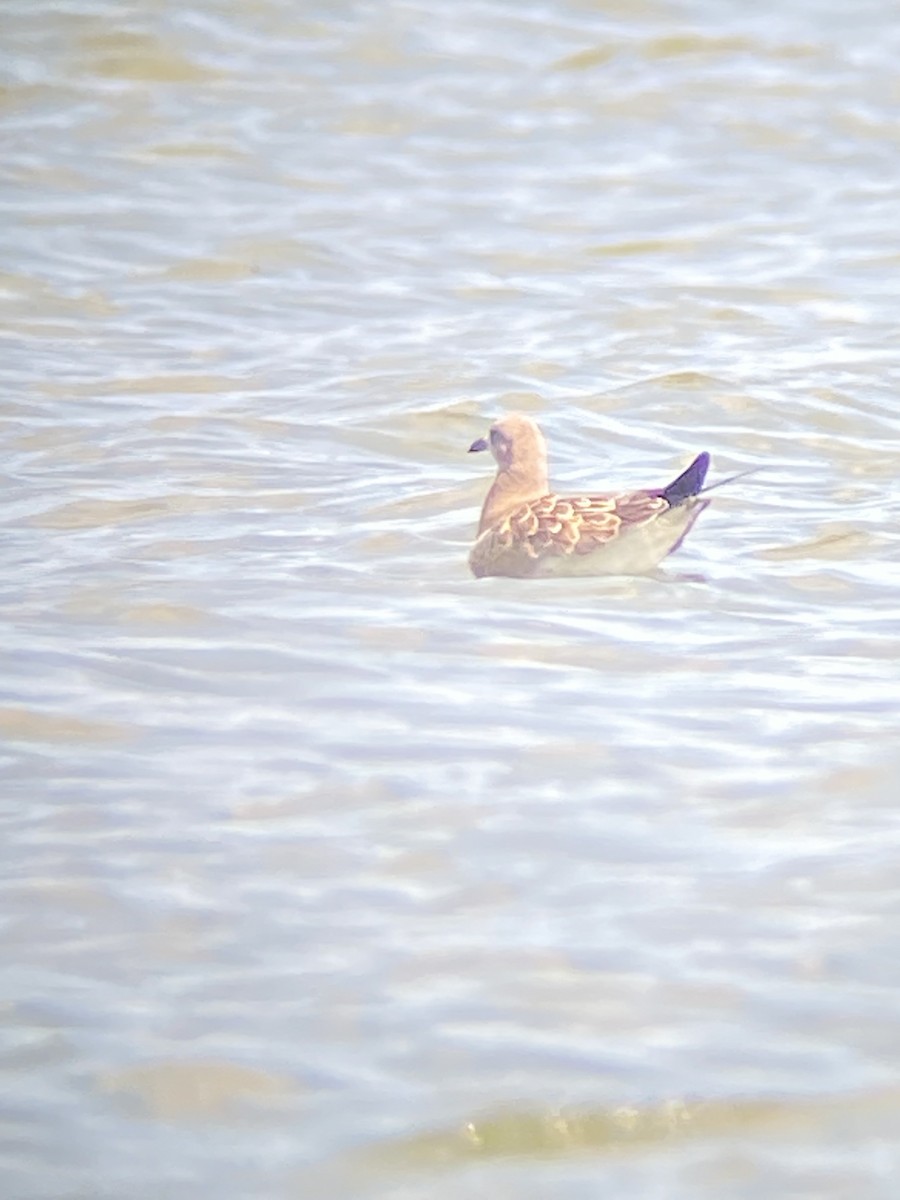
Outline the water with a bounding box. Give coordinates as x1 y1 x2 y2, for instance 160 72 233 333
3 1 900 1196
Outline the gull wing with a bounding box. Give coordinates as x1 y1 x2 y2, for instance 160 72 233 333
470 491 669 576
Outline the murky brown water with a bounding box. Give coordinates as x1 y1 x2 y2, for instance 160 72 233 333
4 0 900 1196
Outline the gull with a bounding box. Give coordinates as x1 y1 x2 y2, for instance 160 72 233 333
468 414 711 578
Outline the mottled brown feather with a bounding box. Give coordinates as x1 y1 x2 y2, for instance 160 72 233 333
470 489 670 576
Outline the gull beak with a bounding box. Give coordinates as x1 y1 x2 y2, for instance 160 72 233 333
468 436 488 453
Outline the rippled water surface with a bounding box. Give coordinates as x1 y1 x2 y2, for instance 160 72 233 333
4 0 900 1196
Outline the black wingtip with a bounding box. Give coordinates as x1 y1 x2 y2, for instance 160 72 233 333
661 452 710 506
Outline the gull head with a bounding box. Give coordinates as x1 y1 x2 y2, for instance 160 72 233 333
468 413 548 475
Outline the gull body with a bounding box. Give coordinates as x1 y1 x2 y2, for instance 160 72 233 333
468 414 710 579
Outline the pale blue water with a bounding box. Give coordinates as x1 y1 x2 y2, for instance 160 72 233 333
3 1 900 1197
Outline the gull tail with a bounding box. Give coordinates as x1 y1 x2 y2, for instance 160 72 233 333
660 452 710 506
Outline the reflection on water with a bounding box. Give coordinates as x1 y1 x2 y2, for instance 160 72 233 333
99 1059 296 1121
368 1088 900 1166
3 0 900 1196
